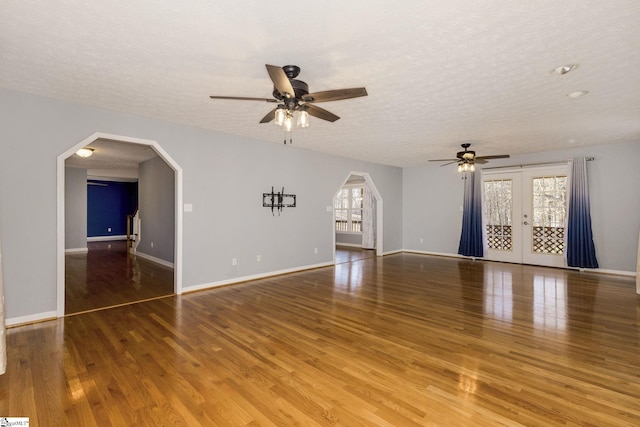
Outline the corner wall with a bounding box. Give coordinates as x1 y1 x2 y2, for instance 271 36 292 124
64 167 87 251
138 156 175 263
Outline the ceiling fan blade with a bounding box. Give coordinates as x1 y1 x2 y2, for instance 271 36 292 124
475 159 489 164
259 108 277 123
266 64 295 98
440 161 459 167
475 155 510 160
428 158 458 162
302 87 368 103
305 104 340 122
210 95 277 102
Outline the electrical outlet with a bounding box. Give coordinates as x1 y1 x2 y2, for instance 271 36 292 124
232 258 237 266
151 242 154 248
420 238 424 244
107 227 111 232
314 248 318 254
257 255 261 262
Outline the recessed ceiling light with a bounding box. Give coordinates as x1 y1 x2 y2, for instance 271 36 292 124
567 90 589 98
551 64 579 75
76 147 95 158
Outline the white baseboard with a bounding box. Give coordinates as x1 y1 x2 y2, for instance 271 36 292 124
65 247 88 254
184 261 334 294
402 249 466 259
581 268 636 277
134 251 174 268
6 311 57 327
87 235 127 242
402 249 636 277
336 243 362 248
382 249 404 256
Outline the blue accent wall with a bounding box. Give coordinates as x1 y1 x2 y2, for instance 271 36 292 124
87 180 138 237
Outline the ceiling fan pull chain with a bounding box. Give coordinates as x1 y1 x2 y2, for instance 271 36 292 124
282 128 293 145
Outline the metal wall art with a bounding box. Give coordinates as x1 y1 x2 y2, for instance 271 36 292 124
263 187 296 215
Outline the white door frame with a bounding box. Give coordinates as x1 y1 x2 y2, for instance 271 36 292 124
482 165 568 268
56 132 183 317
332 171 384 260
521 165 568 268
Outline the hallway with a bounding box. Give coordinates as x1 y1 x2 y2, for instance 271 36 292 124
65 240 174 314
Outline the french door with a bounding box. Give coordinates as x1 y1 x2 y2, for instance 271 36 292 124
482 165 568 268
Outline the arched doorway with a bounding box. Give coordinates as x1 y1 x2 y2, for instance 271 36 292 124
56 133 183 316
332 171 383 263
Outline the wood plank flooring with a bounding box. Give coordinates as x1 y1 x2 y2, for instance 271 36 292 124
335 246 376 264
65 241 174 315
2 252 640 426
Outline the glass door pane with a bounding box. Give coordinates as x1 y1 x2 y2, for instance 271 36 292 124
531 175 566 255
522 166 568 267
484 179 513 252
482 172 522 264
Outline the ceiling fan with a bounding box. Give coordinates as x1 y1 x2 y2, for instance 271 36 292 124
209 64 367 141
429 143 510 172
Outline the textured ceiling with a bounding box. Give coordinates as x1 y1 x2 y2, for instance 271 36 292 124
2 1 639 167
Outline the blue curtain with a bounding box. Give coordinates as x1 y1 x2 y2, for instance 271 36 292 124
566 157 598 268
458 171 484 257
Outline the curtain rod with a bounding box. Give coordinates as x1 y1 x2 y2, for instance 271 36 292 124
481 157 594 171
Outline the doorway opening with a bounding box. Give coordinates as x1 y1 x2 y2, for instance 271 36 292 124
57 133 183 316
482 165 568 268
333 172 383 263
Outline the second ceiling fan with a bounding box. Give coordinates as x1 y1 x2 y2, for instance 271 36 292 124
430 143 510 172
210 64 367 135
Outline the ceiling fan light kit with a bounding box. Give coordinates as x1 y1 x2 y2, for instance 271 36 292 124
210 64 367 143
457 162 475 173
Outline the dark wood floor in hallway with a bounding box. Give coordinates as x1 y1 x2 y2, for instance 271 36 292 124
4 253 639 426
65 241 174 314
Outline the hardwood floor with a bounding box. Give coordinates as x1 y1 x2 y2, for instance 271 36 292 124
3 253 639 426
65 241 174 314
335 246 376 264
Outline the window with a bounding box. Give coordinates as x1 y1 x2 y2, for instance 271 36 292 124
335 186 363 232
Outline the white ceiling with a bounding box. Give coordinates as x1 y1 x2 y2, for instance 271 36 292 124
65 138 158 171
2 1 639 168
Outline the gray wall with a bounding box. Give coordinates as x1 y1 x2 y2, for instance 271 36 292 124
0 89 403 320
138 156 175 263
64 167 87 250
403 141 640 272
